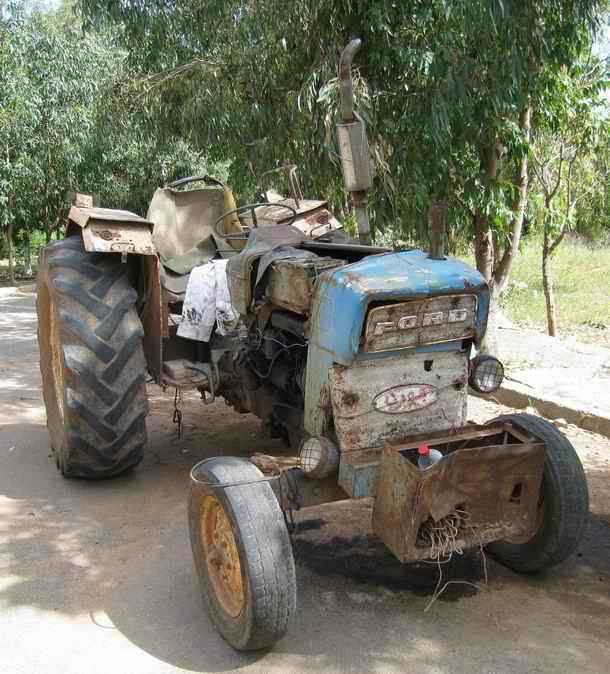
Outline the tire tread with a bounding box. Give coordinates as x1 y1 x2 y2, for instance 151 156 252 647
37 237 148 478
188 458 296 650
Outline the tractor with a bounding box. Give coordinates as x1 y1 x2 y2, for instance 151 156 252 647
36 40 588 651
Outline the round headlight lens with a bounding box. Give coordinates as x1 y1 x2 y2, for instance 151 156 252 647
469 355 504 394
298 437 339 479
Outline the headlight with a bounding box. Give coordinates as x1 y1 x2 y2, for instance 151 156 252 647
469 355 504 393
298 437 339 479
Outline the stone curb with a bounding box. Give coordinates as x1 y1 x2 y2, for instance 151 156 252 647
486 384 610 438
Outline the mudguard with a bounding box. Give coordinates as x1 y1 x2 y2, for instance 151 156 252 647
68 205 156 256
67 198 163 381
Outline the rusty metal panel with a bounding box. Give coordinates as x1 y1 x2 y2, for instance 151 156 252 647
270 467 349 510
241 199 326 225
239 197 343 238
81 222 156 256
141 256 163 382
338 448 381 497
69 205 153 228
226 226 306 316
295 207 343 239
69 206 155 256
363 294 477 353
372 425 546 562
266 257 345 314
329 350 468 451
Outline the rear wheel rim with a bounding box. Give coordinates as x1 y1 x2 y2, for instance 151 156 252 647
201 495 244 618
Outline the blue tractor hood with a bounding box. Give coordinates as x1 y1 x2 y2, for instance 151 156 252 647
311 249 489 366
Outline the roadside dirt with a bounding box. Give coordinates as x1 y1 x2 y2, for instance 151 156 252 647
1 293 609 674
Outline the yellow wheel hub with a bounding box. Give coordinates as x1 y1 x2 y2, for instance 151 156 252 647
201 495 244 618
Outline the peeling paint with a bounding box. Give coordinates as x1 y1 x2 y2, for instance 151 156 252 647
304 249 488 437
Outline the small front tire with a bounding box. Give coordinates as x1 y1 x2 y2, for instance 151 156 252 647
487 414 589 573
188 457 296 651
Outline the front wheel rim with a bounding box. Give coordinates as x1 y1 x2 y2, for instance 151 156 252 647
201 495 245 618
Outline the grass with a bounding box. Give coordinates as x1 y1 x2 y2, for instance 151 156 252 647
465 237 610 345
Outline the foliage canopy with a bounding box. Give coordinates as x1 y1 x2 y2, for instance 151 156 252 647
80 0 607 248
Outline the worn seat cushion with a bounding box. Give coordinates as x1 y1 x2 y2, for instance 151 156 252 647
160 265 190 298
147 186 225 274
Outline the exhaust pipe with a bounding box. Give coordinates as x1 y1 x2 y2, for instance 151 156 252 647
337 39 372 245
339 39 361 122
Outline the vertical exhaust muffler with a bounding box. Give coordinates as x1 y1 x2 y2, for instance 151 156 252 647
337 39 373 245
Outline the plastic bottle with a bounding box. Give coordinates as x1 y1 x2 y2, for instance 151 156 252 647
417 443 443 471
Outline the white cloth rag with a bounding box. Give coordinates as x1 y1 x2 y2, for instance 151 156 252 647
177 260 240 342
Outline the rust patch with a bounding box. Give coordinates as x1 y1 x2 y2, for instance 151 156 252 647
317 383 333 431
342 391 359 406
372 424 546 562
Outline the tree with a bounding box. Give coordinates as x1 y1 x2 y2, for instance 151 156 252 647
80 0 605 352
0 4 38 282
530 58 609 336
0 3 116 279
0 0 224 282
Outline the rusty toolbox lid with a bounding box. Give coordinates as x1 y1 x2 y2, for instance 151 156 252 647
68 206 153 229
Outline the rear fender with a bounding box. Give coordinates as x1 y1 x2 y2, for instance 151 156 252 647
66 197 164 380
141 255 164 383
68 203 156 256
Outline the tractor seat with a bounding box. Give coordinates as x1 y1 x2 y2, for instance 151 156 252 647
160 265 189 301
147 185 232 275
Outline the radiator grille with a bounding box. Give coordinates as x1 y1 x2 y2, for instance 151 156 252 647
363 294 476 352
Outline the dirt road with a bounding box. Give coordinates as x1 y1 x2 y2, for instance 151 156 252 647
0 293 608 674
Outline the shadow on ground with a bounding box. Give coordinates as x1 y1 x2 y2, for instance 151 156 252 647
1 293 609 672
1 392 609 673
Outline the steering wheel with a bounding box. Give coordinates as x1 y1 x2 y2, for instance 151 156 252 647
212 202 298 241
167 175 225 189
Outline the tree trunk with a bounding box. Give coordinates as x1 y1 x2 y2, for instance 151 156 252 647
475 106 532 357
474 212 494 281
542 226 557 337
23 228 33 276
480 283 501 356
473 141 499 281
6 222 15 286
474 142 500 355
494 105 532 294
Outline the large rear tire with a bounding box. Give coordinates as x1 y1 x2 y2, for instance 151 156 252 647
487 413 589 572
188 457 296 651
36 237 148 478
